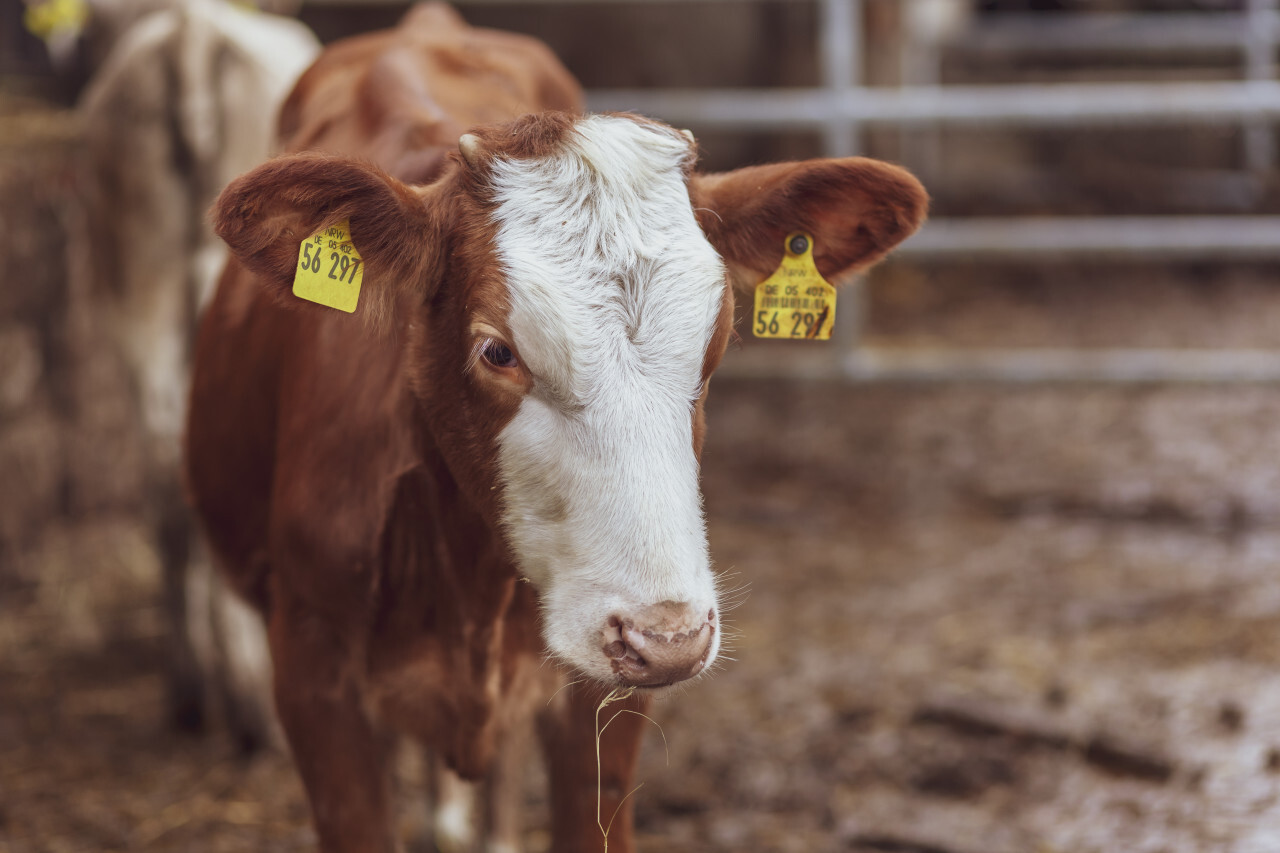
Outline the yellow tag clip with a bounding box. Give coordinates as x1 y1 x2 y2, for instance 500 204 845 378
293 220 364 313
751 232 836 340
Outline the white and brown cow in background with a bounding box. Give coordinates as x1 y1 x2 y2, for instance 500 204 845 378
189 3 926 851
60 0 318 745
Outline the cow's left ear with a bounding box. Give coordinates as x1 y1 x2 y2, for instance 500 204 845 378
689 157 927 292
213 152 448 330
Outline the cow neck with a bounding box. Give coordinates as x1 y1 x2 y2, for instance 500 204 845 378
374 384 531 647
371 426 541 775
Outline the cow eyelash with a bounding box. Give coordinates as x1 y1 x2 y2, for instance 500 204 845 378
478 337 519 370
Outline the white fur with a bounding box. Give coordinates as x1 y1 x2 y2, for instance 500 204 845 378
489 115 725 683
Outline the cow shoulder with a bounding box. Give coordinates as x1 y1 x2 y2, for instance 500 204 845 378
190 254 423 616
270 309 421 609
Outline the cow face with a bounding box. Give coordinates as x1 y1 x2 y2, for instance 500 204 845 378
460 115 730 687
212 112 926 689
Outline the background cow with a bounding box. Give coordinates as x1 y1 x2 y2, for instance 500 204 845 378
188 4 925 851
66 0 318 745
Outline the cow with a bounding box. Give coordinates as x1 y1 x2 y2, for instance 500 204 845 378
186 4 927 851
66 0 318 744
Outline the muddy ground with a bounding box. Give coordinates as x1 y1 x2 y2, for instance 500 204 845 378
6 378 1280 853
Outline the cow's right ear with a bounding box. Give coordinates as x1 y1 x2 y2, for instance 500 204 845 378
212 152 445 330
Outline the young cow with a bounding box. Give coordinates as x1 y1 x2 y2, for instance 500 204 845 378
70 0 317 746
187 4 926 851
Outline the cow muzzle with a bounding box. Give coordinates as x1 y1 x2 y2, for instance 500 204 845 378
601 602 716 688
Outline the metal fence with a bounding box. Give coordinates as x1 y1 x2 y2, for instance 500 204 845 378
582 0 1280 382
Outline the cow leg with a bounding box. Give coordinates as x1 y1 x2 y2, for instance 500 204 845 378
152 464 207 733
425 722 531 853
117 282 207 735
157 462 280 751
426 751 478 852
539 689 651 853
269 603 397 853
482 716 534 853
207 562 281 753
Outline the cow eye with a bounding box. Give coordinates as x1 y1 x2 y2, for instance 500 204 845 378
481 339 518 369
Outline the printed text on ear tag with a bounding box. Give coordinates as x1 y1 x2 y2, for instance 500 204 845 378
293 220 364 313
752 232 836 340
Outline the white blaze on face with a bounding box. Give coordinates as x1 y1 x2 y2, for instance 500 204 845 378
489 115 726 683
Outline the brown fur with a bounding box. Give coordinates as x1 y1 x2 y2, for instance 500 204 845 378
188 4 926 851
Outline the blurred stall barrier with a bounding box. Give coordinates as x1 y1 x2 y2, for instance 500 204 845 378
954 8 1277 55
589 79 1280 129
722 345 1280 385
576 0 1280 384
901 216 1280 259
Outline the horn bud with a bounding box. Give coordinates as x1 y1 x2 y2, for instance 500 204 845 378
459 133 483 167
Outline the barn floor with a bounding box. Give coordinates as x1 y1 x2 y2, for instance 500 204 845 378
5 379 1280 853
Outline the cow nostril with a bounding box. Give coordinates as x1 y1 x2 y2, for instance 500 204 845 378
603 606 715 687
601 620 649 665
602 636 647 664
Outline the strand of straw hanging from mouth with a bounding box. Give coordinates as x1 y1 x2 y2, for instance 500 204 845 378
594 687 669 853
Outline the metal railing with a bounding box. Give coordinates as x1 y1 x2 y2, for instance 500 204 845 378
583 0 1280 383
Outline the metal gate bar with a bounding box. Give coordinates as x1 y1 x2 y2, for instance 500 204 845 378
583 0 1280 383
900 216 1280 259
718 346 1280 385
951 10 1274 55
586 80 1280 128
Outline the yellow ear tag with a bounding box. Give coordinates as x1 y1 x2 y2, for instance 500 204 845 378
293 220 364 314
752 232 836 340
24 0 89 41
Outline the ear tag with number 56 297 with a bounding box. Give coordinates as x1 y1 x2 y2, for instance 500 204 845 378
752 232 836 340
293 220 364 313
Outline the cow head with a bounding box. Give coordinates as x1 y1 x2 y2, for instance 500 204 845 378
213 112 926 689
